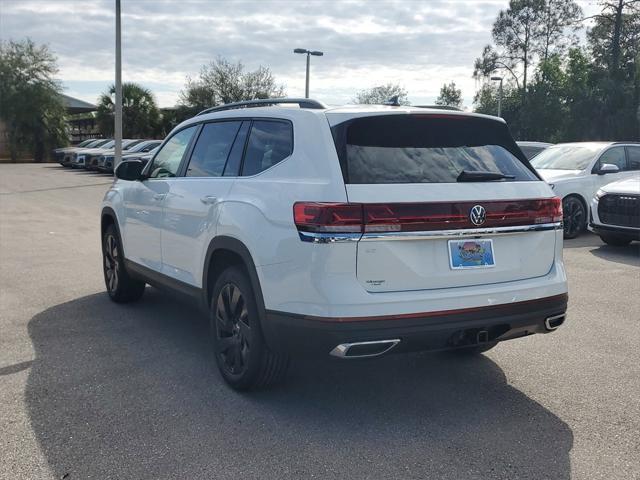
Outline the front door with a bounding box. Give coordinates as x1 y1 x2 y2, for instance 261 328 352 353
122 125 199 272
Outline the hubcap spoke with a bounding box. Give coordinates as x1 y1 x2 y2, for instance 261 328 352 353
215 282 250 375
217 336 236 353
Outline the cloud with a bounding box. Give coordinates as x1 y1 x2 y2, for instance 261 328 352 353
0 0 600 108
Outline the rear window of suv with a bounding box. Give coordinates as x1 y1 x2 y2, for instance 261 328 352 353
331 115 538 184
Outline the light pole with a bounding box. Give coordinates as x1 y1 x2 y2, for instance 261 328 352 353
294 48 323 98
114 0 123 169
490 76 503 118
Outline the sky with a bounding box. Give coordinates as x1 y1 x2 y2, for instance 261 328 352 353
0 0 601 109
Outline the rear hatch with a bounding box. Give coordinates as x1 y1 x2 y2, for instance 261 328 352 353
327 112 560 293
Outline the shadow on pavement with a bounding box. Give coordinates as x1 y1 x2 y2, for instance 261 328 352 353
26 289 573 479
564 232 639 267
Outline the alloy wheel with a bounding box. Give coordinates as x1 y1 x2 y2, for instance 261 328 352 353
104 234 120 293
563 198 584 238
215 283 251 376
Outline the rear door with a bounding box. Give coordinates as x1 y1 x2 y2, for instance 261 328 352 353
328 113 560 293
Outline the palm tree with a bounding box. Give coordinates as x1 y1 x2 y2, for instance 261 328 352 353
96 82 160 138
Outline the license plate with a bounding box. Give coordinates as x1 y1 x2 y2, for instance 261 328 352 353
448 239 495 269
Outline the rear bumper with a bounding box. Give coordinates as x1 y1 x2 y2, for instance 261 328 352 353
264 293 568 357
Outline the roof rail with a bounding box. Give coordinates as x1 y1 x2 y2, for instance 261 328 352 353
612 141 640 145
196 98 327 116
414 105 463 111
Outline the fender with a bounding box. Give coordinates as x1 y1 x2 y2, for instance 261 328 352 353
100 206 125 257
202 236 280 350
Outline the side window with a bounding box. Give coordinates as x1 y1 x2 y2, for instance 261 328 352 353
626 146 640 171
597 147 626 171
241 120 293 176
149 126 197 178
186 121 242 177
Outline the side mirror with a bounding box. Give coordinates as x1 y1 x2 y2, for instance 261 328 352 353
598 163 619 175
115 160 145 181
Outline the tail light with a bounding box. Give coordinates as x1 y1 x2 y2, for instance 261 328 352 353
294 198 563 235
293 202 363 233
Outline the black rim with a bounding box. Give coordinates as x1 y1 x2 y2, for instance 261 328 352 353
104 234 120 293
215 283 251 376
563 198 584 237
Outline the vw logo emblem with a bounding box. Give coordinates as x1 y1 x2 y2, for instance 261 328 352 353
469 205 486 226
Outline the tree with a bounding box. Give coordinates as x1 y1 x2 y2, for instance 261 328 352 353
96 82 160 138
353 83 409 104
586 0 640 138
0 39 67 161
474 0 582 91
435 81 463 108
537 0 583 63
179 57 285 111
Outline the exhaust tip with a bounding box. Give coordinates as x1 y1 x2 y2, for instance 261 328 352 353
330 339 401 359
545 313 566 331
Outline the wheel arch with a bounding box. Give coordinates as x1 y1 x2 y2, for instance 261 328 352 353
101 206 123 248
202 236 277 346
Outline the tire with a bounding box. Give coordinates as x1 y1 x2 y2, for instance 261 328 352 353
210 265 289 390
102 224 145 302
599 234 632 246
451 342 498 355
563 196 586 239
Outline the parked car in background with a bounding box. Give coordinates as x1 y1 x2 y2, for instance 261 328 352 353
72 139 139 169
590 175 640 246
97 140 162 173
517 141 553 160
71 140 115 168
53 139 95 163
86 139 144 170
531 142 640 238
61 139 110 167
101 99 567 390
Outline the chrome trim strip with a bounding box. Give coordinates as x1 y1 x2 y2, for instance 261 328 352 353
330 339 401 359
360 222 562 241
298 231 362 243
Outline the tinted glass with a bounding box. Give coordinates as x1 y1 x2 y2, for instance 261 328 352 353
186 121 242 177
242 120 293 176
520 145 545 160
625 146 640 171
141 141 161 152
149 126 197 178
224 121 250 176
531 145 600 170
333 115 536 184
598 147 626 171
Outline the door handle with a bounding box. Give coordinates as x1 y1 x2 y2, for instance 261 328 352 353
200 195 218 205
153 193 166 201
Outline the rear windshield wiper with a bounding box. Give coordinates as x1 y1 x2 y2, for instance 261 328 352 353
457 170 516 182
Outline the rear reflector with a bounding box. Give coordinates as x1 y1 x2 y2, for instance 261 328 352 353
294 198 562 234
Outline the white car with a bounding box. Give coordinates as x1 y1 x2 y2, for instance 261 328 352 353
590 175 640 246
531 142 640 238
101 98 568 390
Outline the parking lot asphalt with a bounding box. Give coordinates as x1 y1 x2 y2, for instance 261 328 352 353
1 163 639 480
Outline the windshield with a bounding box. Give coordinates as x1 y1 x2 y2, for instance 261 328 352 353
531 145 601 170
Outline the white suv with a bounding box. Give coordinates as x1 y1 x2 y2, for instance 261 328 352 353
101 98 568 390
